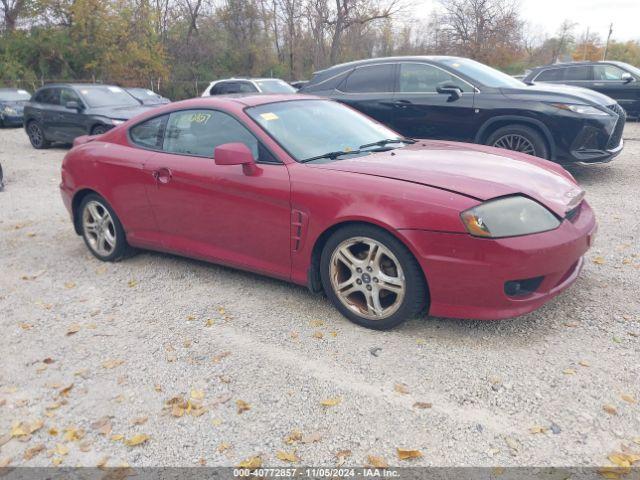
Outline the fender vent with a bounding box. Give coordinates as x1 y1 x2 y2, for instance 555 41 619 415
291 209 308 252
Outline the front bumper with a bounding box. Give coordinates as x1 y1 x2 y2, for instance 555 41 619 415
0 113 24 126
401 201 597 320
565 104 626 165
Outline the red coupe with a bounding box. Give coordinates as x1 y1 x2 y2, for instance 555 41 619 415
60 95 597 329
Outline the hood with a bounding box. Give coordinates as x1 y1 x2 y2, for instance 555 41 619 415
91 104 157 120
1 100 27 112
502 83 615 107
310 141 582 217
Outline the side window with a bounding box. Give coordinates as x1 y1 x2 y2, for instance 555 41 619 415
342 64 394 93
36 88 61 105
564 66 592 81
210 83 229 95
130 115 168 149
593 64 627 81
60 88 81 106
536 68 563 82
237 82 258 93
399 63 472 92
162 109 261 160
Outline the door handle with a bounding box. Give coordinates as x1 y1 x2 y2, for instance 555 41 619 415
152 168 172 184
393 99 413 109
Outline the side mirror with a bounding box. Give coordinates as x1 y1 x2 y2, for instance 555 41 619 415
436 82 463 101
621 72 634 84
66 100 82 111
214 143 259 176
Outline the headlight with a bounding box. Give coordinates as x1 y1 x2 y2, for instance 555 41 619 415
111 119 125 125
551 103 609 116
2 106 17 115
460 196 560 238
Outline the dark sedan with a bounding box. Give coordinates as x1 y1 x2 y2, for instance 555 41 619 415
23 84 155 148
0 88 31 127
523 61 640 118
301 56 626 165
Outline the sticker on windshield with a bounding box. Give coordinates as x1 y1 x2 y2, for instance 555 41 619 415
18 89 29 94
260 112 279 121
107 86 123 93
190 112 211 124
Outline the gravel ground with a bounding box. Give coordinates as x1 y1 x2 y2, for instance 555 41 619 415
0 123 639 469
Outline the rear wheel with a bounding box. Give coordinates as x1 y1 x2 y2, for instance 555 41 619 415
320 225 428 330
79 194 131 261
486 125 549 159
91 125 108 136
27 121 50 149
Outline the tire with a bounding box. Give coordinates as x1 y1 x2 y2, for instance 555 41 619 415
26 121 51 149
320 224 428 330
78 193 131 262
486 124 549 159
91 125 108 136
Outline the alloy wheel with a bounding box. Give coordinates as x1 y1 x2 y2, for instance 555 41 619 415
82 200 117 256
28 123 43 147
329 236 406 320
492 134 537 156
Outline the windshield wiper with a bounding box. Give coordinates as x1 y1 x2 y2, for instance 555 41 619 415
300 149 365 163
359 137 416 149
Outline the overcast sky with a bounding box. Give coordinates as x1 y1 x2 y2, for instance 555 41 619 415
414 0 640 42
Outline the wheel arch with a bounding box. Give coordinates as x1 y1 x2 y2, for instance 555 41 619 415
475 115 556 160
306 220 430 305
71 188 104 235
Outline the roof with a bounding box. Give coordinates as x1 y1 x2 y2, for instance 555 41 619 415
314 55 467 74
38 83 122 89
529 60 622 70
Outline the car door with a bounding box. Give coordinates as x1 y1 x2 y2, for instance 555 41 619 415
33 87 65 141
58 88 88 141
139 109 292 279
390 62 477 141
592 64 639 113
333 63 397 127
560 65 593 88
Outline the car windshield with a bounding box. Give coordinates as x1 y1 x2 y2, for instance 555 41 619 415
77 85 140 108
254 80 296 94
127 88 162 102
440 58 525 88
0 89 31 101
614 62 640 77
247 99 403 162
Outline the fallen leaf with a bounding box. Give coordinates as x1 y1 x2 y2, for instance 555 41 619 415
52 457 63 466
413 402 432 409
127 280 138 288
48 427 58 436
397 448 423 460
284 430 302 444
91 417 112 436
19 323 33 330
608 453 632 468
312 331 323 339
603 404 618 415
320 396 341 407
66 324 81 336
593 256 606 265
79 440 92 452
237 456 262 469
236 400 251 414
219 375 231 384
276 450 300 462
102 359 124 369
366 455 388 468
579 360 591 367
124 434 149 446
505 436 519 451
212 418 223 426
415 338 427 345
64 282 76 289
23 444 46 460
212 351 231 363
621 394 637 404
54 443 69 456
0 457 12 467
58 384 73 397
301 431 322 444
529 425 548 434
191 390 205 400
97 456 109 469
394 383 409 394
187 315 196 321
310 320 325 327
62 426 84 441
217 442 232 453
563 368 576 375
205 319 215 327
335 449 351 467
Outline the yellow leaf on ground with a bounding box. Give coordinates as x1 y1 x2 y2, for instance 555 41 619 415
367 455 388 468
217 442 231 453
54 444 69 456
23 444 46 461
310 320 325 327
62 427 84 441
397 448 423 460
205 319 215 327
579 360 591 367
394 383 409 394
563 368 576 375
621 394 637 404
131 416 148 425
128 280 138 288
313 331 323 339
124 434 149 446
10 423 28 437
593 256 606 265
52 457 63 466
237 456 262 469
320 396 342 407
111 434 124 441
64 282 76 289
66 324 81 336
276 450 300 462
608 453 631 468
102 359 124 369
0 457 11 468
284 430 303 444
58 384 73 397
603 404 618 415
211 419 222 427
191 390 205 400
236 400 251 414
529 425 548 434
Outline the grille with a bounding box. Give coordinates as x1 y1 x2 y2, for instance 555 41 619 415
606 103 626 150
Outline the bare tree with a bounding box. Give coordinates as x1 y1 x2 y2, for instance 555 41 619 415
1 0 29 31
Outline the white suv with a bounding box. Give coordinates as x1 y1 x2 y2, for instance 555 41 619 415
201 78 296 96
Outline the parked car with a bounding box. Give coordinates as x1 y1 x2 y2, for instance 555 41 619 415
523 61 640 118
60 94 595 330
23 83 155 148
0 162 3 191
0 88 31 127
125 87 171 105
301 56 626 165
201 78 296 96
289 80 309 90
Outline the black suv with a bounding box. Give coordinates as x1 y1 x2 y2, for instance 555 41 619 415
523 61 640 118
302 56 626 165
23 83 154 148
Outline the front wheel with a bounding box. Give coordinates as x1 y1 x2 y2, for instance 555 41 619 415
486 125 549 159
79 194 131 261
320 225 428 330
27 121 51 149
91 125 109 136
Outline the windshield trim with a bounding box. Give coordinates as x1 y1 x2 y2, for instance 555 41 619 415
77 86 140 108
440 58 526 89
